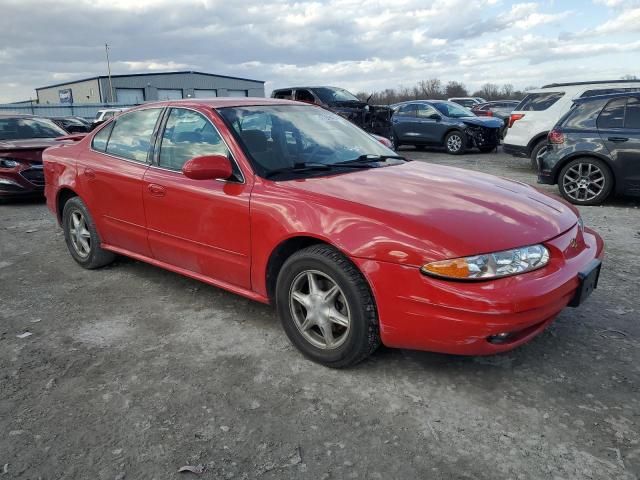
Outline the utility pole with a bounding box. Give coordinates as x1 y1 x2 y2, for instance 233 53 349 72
105 43 114 103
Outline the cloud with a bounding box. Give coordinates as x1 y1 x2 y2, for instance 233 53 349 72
0 0 638 102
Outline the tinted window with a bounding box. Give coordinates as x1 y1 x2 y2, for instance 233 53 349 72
562 99 608 130
313 87 360 104
516 92 564 111
625 97 640 129
597 99 626 129
0 117 66 140
295 89 315 103
416 104 439 118
159 108 230 171
91 122 114 152
273 90 292 99
395 104 416 117
105 108 161 162
580 87 640 98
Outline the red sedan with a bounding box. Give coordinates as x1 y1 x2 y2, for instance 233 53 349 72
43 99 604 367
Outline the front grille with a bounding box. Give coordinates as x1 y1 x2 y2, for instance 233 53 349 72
20 167 45 186
466 126 500 147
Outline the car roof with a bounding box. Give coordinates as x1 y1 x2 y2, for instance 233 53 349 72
573 91 640 104
127 97 308 110
272 86 343 91
526 81 640 94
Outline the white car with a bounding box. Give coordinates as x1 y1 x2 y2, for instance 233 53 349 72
91 108 126 128
448 97 486 108
503 80 640 168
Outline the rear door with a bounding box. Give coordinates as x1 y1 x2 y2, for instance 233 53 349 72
142 107 253 288
598 96 640 195
392 104 418 142
80 108 163 256
415 103 445 143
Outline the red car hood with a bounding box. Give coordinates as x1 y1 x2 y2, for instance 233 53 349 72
280 161 578 261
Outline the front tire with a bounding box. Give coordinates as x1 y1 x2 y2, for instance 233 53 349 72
444 131 465 155
558 158 613 206
276 245 380 368
62 196 115 269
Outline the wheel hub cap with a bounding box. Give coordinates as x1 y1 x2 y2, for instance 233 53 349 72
69 210 91 258
289 270 351 350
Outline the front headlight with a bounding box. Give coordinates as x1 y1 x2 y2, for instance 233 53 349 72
0 158 20 168
421 244 550 280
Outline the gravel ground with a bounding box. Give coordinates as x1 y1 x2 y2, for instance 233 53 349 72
1 147 639 480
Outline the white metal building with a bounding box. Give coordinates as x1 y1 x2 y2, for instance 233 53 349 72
35 71 265 105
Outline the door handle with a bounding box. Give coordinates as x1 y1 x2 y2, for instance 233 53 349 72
84 167 96 179
147 183 166 197
608 137 629 143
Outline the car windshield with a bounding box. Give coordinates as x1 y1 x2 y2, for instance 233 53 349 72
219 105 396 178
433 102 474 118
0 117 67 140
313 87 361 104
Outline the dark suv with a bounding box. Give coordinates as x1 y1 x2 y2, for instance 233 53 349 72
538 93 640 205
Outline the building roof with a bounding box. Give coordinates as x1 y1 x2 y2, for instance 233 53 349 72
36 71 265 91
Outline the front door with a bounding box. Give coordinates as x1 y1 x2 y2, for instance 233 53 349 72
79 107 163 256
598 96 640 195
142 107 253 289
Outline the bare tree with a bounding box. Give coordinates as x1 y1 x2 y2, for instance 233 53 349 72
444 81 468 98
474 83 500 100
501 84 515 98
418 79 443 99
621 74 638 80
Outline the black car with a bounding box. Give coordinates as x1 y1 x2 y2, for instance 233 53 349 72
538 92 640 205
271 86 393 138
471 100 520 137
390 100 504 154
48 116 91 133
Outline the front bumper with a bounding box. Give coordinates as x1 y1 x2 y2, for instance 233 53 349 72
0 166 45 199
353 224 604 355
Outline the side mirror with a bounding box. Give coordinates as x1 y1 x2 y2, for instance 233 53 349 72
182 154 233 180
429 113 441 121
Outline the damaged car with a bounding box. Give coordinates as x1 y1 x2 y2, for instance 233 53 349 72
271 86 393 139
391 100 503 154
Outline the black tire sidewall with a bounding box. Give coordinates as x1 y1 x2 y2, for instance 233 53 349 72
445 131 465 155
530 140 547 170
276 248 376 367
558 158 613 206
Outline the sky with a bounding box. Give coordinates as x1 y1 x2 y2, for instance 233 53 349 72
0 0 639 103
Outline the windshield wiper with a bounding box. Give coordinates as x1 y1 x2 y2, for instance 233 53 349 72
335 154 408 165
264 161 383 179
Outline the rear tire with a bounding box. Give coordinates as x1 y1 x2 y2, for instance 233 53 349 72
391 132 401 151
62 196 115 269
558 157 613 206
530 139 547 170
444 131 465 155
276 245 380 368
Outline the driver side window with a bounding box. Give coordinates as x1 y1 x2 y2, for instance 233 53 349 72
158 108 230 172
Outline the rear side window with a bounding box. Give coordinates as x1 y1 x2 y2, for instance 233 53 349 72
597 98 626 129
395 104 417 117
272 89 292 100
105 108 162 163
625 97 640 129
516 92 564 111
580 87 640 98
91 122 114 152
562 99 608 130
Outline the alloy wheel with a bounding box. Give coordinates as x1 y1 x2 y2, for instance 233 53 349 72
289 270 351 350
447 134 462 152
562 162 605 202
69 210 91 258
